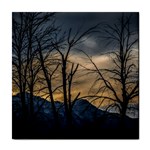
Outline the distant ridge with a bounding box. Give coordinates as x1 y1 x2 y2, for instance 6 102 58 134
12 93 139 139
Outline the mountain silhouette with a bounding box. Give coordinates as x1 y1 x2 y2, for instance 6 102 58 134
12 93 139 139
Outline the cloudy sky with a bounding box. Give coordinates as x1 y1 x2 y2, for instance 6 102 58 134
55 12 139 55
51 12 139 106
12 12 139 107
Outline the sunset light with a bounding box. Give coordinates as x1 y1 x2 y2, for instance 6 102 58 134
12 12 139 139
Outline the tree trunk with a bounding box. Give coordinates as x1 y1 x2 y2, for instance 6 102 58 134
29 86 34 117
62 59 70 125
38 44 58 127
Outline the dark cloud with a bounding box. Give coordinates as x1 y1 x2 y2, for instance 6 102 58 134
56 12 138 30
13 12 138 56
55 12 139 55
56 12 121 28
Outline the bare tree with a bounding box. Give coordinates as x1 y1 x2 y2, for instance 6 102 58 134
12 13 29 119
51 25 100 126
81 13 139 121
12 12 56 119
36 39 60 126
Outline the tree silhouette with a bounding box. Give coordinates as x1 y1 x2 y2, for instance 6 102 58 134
12 12 139 139
52 25 100 127
12 12 100 127
12 12 56 119
81 13 139 121
36 38 60 126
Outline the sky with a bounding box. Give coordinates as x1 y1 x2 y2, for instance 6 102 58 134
12 12 139 56
12 12 139 108
49 12 139 105
55 12 139 55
